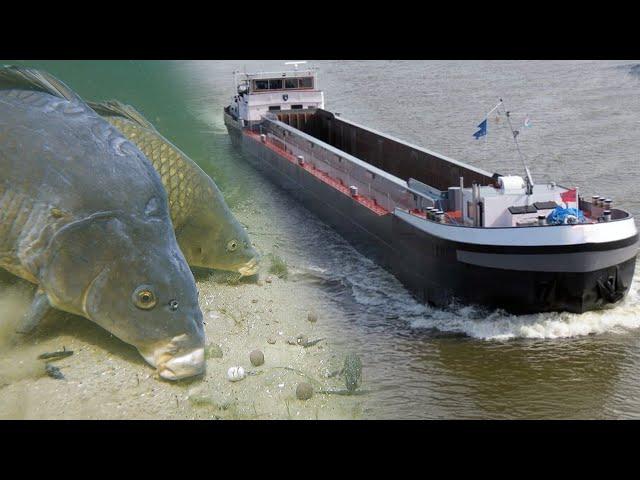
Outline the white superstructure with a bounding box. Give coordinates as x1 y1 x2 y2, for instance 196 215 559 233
229 66 325 123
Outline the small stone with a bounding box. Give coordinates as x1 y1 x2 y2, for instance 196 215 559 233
296 334 308 345
205 343 223 359
267 337 277 345
251 299 258 304
307 312 318 323
265 276 272 284
227 366 246 382
296 382 313 400
249 349 264 367
286 337 298 346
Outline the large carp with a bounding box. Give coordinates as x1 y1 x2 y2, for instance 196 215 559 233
88 100 259 277
0 66 205 380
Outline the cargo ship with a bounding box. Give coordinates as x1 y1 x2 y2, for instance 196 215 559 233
224 64 639 314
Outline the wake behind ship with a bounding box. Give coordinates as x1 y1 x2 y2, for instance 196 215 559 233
223 65 639 314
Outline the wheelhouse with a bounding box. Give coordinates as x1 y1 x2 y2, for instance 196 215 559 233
229 68 324 122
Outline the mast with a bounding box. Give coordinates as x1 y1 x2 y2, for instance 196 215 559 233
499 98 534 195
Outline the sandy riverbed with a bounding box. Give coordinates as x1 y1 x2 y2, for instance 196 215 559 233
0 201 367 420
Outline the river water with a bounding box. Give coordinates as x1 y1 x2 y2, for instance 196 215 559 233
4 60 640 419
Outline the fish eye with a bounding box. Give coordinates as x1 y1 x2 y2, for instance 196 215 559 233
132 285 157 310
226 239 238 252
169 300 179 311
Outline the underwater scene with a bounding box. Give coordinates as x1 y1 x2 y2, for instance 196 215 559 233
1 60 640 419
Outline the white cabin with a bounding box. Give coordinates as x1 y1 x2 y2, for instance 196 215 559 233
229 67 325 122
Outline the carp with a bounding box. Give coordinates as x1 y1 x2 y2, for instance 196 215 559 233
0 66 205 380
89 100 259 277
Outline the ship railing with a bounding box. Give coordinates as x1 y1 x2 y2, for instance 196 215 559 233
261 121 420 213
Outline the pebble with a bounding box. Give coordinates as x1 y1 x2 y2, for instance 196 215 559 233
296 382 314 400
205 344 223 359
265 276 273 284
249 349 265 367
227 366 246 382
267 337 277 345
251 299 258 304
307 312 318 323
286 337 298 346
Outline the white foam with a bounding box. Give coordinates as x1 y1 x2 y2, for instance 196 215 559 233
410 276 640 340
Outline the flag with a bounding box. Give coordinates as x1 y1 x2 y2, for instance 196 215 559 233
473 119 487 140
560 188 577 203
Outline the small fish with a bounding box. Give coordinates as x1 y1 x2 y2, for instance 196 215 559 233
302 338 325 348
0 66 205 381
38 347 74 361
88 100 259 277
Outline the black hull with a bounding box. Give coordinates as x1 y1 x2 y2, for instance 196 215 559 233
227 122 637 314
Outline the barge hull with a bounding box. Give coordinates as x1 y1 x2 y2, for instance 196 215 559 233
225 114 637 314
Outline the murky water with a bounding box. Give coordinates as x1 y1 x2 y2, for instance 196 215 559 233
3 60 640 418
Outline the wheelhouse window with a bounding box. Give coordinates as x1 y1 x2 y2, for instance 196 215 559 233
291 104 303 109
268 106 281 111
253 79 269 91
298 77 313 89
252 76 315 91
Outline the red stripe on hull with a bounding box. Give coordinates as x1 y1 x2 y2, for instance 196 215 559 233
244 130 389 216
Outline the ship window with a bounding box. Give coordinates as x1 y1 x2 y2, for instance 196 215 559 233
268 79 284 90
268 106 281 111
254 79 269 91
298 77 314 89
291 104 303 109
285 78 298 89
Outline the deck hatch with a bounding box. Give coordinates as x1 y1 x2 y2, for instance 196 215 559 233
534 201 559 210
508 205 538 214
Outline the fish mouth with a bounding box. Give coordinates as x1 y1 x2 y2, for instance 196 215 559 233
140 335 205 381
157 347 205 380
238 257 260 277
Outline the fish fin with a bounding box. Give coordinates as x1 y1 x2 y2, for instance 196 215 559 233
0 65 84 103
87 100 157 131
16 290 52 335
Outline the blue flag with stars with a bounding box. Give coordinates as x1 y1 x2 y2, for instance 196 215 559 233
473 119 487 140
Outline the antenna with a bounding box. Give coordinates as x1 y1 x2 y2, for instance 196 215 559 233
285 61 307 70
498 98 535 195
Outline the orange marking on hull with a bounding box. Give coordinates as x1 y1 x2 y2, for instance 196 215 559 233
245 131 389 216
